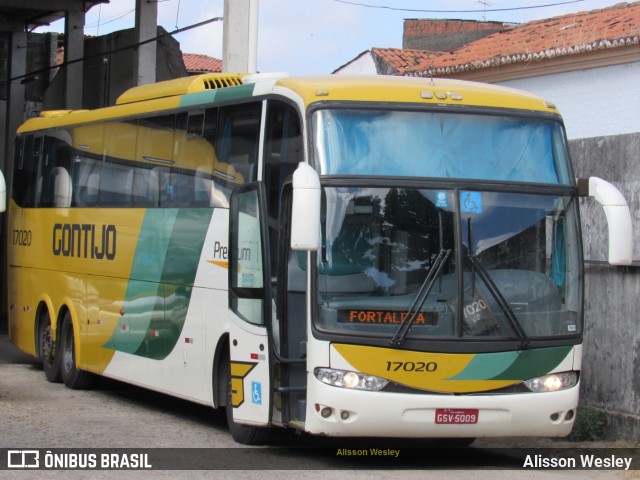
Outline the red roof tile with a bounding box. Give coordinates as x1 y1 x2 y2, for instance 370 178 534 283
183 53 222 73
375 2 640 77
372 47 445 74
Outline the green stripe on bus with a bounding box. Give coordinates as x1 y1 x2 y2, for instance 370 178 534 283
446 350 519 380
179 83 256 109
133 208 213 359
448 346 572 381
104 208 213 360
102 209 178 354
489 346 572 381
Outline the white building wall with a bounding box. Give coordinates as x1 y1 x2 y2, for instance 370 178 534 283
499 61 640 140
334 52 378 75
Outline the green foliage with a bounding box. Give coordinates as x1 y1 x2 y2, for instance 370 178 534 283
569 406 608 441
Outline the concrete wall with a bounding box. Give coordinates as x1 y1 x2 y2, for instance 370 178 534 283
44 27 187 111
569 133 640 440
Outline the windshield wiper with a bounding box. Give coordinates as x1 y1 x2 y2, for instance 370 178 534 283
465 255 530 349
390 248 451 346
465 219 530 349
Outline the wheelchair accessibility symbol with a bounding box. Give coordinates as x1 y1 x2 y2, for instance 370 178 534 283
251 381 262 405
461 191 483 214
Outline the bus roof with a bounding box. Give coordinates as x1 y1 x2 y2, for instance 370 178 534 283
17 73 559 134
275 75 558 114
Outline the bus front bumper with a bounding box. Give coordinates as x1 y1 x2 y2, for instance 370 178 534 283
303 374 579 438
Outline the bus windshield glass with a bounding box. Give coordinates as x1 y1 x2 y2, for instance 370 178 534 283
312 108 572 184
310 187 581 342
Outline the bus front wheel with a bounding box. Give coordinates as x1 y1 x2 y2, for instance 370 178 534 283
220 354 273 445
38 311 61 383
59 313 95 390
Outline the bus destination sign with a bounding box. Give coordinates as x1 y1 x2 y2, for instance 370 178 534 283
338 309 438 326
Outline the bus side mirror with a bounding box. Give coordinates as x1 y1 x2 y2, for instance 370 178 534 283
578 177 633 265
291 163 320 251
0 170 6 213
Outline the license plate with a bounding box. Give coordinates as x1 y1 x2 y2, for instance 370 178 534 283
435 408 479 424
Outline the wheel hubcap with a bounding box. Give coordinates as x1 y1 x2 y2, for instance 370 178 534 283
63 329 74 372
41 325 53 363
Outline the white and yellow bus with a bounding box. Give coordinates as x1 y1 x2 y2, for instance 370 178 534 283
2 73 633 445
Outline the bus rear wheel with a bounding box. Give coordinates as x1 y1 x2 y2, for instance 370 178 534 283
59 313 95 390
38 311 61 383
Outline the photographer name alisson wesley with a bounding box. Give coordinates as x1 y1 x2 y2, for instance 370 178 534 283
524 454 633 470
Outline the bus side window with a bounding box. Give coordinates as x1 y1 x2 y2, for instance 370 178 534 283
99 161 133 206
75 160 101 207
203 107 217 145
12 135 39 208
217 102 261 185
39 132 74 208
131 164 159 207
202 107 232 207
194 166 229 208
264 101 303 276
163 169 193 207
138 113 209 208
194 167 213 206
101 120 135 206
264 101 302 217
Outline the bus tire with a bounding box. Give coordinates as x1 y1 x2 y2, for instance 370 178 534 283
220 354 274 445
59 313 95 390
38 311 62 383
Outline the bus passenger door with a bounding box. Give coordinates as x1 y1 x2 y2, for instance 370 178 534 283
228 182 272 427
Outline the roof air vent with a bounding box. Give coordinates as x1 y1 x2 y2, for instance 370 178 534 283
116 73 247 105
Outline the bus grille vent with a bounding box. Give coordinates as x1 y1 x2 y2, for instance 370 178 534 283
201 74 245 90
115 73 247 105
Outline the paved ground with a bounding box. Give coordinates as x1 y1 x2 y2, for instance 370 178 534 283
0 330 636 479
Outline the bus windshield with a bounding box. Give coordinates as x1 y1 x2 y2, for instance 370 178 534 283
310 187 581 343
312 108 572 184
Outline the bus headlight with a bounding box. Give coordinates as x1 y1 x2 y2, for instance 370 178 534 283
524 371 578 393
315 368 388 391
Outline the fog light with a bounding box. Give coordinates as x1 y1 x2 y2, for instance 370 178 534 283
550 412 560 421
565 410 575 421
321 407 333 418
341 410 350 420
